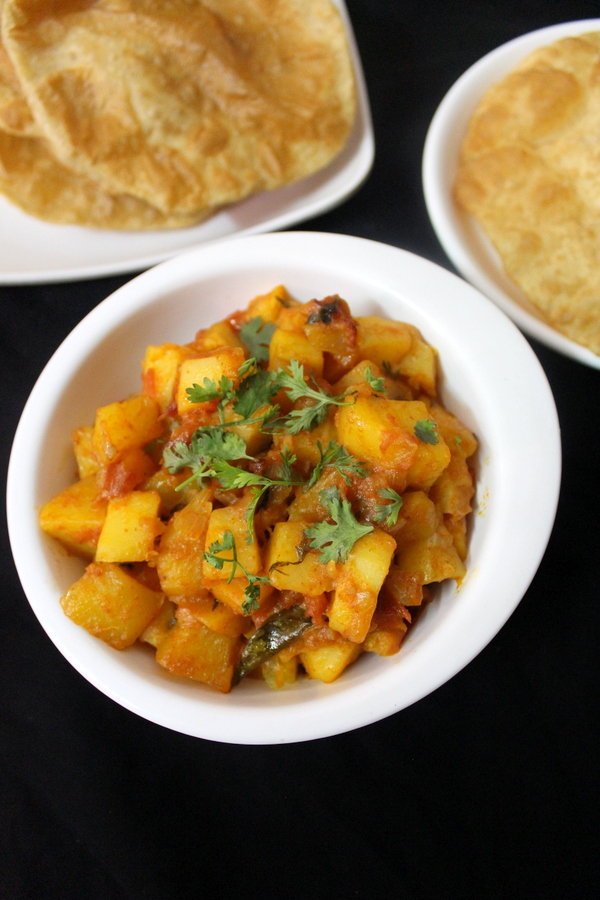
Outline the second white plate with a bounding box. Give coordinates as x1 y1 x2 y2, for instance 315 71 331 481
423 19 600 370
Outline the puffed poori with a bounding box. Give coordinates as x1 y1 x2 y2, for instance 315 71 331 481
0 0 356 229
454 33 600 355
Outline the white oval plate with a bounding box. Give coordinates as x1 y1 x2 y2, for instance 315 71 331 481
7 232 561 744
0 0 373 285
422 19 600 370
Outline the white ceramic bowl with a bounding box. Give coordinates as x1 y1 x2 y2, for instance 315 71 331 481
7 232 561 744
423 19 600 370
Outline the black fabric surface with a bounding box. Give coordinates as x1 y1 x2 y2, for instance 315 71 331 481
1 2 599 898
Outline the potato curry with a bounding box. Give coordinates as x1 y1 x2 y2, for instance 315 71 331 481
39 287 477 693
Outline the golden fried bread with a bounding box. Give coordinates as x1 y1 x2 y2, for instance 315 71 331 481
0 0 38 136
0 128 207 228
2 0 356 219
455 34 600 354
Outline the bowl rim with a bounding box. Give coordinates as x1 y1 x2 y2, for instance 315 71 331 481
422 18 600 370
6 231 562 743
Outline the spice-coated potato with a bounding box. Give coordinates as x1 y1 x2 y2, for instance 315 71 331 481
60 562 164 650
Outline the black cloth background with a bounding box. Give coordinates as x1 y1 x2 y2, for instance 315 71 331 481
1 2 599 898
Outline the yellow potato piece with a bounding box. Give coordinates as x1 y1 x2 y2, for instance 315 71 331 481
39 475 108 559
301 640 362 684
328 529 396 644
156 489 213 597
176 348 245 415
203 503 261 583
60 562 164 650
96 491 164 563
156 607 242 693
92 395 161 465
266 521 336 596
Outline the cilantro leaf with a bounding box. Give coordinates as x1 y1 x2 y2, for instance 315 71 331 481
307 441 368 489
163 440 203 476
374 487 403 527
182 360 279 431
163 431 251 491
271 359 356 434
209 459 268 492
203 530 269 613
232 366 280 420
239 317 277 362
277 446 297 482
186 374 235 405
414 419 439 445
364 366 385 393
196 430 252 462
241 584 261 615
203 531 236 572
305 488 374 564
209 455 303 538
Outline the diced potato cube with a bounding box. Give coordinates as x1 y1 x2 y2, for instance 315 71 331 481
139 598 177 648
429 454 475 520
177 594 249 637
444 514 469 561
39 475 108 559
96 491 164 563
286 468 347 524
60 561 164 649
356 318 438 396
193 321 244 352
394 491 439 548
431 403 478 459
96 446 157 499
155 607 242 693
356 316 413 367
287 413 337 468
300 639 362 683
92 395 162 465
72 426 99 478
337 397 451 489
176 347 245 415
301 296 359 381
245 285 297 324
141 343 197 412
397 328 438 396
223 403 272 456
202 503 261 582
332 359 385 395
276 303 317 333
266 521 336 595
363 625 406 656
268 328 324 377
261 654 299 689
381 566 424 607
335 396 419 475
156 489 212 596
401 403 452 490
365 592 410 655
397 522 466 584
328 529 396 643
209 578 274 616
